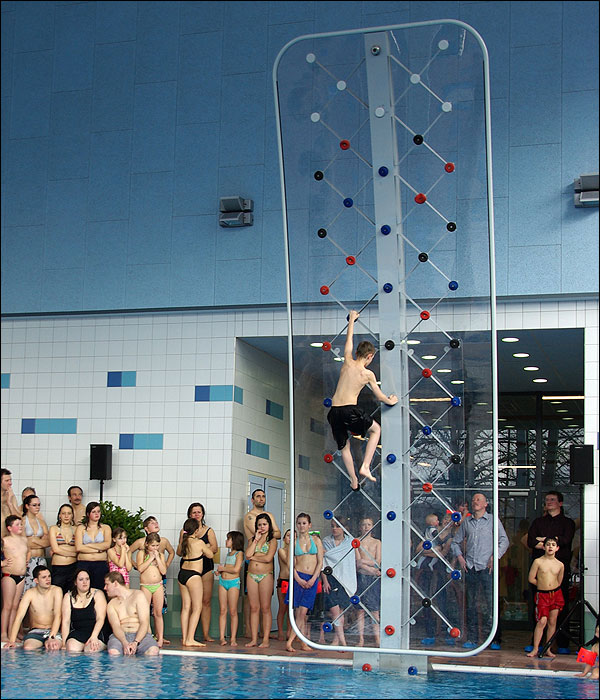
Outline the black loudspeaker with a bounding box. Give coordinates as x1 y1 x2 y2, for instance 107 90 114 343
90 444 112 481
570 444 594 485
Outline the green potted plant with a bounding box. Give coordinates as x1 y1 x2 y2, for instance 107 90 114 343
100 501 146 544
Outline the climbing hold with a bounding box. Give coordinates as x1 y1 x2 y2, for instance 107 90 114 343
386 453 396 464
322 622 333 633
385 625 395 636
386 568 396 578
423 482 433 492
451 396 461 407
378 166 389 177
323 566 333 576
362 663 372 672
343 198 353 208
346 255 356 266
324 454 334 463
320 285 329 295
314 171 324 181
448 280 459 291
323 510 333 519
449 338 461 349
418 252 429 262
450 627 461 638
385 340 395 350
408 667 418 676
340 139 350 150
451 570 461 581
422 426 432 436
451 454 461 464
323 398 332 407
380 224 391 235
422 598 432 608
383 283 393 293
317 228 327 238
422 540 432 550
413 134 424 145
415 193 426 204
350 595 360 605
351 539 361 549
386 511 397 521
445 162 455 173
451 511 462 523
322 341 331 352
422 368 432 378
446 222 456 232
420 310 430 321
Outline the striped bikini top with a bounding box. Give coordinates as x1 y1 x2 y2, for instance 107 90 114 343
55 528 75 546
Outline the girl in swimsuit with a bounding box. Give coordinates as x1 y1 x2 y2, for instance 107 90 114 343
177 502 219 642
107 527 132 587
176 517 213 647
60 568 107 652
276 529 291 641
49 504 77 595
216 530 244 646
286 512 323 653
75 502 111 591
137 532 167 647
244 513 277 649
22 494 50 592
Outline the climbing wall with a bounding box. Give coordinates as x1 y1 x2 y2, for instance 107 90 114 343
274 20 497 668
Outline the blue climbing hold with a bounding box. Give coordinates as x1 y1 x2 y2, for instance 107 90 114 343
386 453 396 464
386 511 397 521
323 398 332 407
451 396 461 407
449 280 458 291
380 224 391 235
383 283 393 294
422 426 432 436
378 166 389 177
343 198 353 208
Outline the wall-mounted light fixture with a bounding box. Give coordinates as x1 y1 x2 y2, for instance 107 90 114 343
573 173 598 207
219 196 254 227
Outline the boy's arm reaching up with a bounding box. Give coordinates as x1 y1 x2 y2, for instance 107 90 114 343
344 310 359 360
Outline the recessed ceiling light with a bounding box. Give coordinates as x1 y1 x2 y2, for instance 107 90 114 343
333 356 343 362
310 342 323 348
550 401 562 404
498 418 507 421
420 410 431 415
407 339 421 345
417 461 431 467
437 368 451 373
542 395 584 401
561 417 573 421
476 402 488 406
513 353 530 358
556 409 568 413
501 337 520 343
504 425 516 428
533 378 548 383
450 380 464 385
523 366 539 371
487 410 494 414
568 425 579 428
422 355 437 360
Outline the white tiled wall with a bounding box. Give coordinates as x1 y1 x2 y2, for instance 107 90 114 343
1 298 598 608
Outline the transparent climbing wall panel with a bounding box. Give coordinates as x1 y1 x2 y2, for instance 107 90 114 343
274 21 498 659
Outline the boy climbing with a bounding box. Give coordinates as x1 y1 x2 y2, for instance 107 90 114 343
327 310 398 490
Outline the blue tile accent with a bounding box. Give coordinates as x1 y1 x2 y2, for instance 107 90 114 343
298 455 310 471
195 386 211 402
133 434 163 450
310 418 326 436
121 371 137 387
119 434 134 450
21 419 35 434
209 385 233 402
1 374 10 389
234 386 244 405
266 399 284 420
22 418 77 434
107 371 122 387
246 438 269 461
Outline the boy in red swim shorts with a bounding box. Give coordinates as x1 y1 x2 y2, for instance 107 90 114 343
527 536 565 658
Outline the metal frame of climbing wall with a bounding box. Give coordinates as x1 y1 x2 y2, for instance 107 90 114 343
274 19 498 670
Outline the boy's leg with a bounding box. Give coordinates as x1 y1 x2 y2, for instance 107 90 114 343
543 609 559 657
527 618 547 657
340 442 359 490
359 421 381 482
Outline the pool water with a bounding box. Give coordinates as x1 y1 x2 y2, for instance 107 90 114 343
0 650 596 699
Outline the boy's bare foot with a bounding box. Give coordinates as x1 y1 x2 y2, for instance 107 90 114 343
526 649 538 658
544 649 556 658
349 475 359 490
286 644 295 652
358 465 377 482
231 640 238 647
220 639 227 646
245 640 257 648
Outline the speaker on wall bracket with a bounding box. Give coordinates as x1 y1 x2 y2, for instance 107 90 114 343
90 444 112 481
569 444 594 485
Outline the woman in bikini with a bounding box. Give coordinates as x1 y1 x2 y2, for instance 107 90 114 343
60 568 107 652
22 494 50 592
286 512 324 652
107 527 133 587
75 502 111 591
177 517 213 647
136 532 167 647
244 513 277 649
49 504 77 595
276 529 291 641
177 502 219 642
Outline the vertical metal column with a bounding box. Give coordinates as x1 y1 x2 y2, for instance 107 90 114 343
362 32 417 672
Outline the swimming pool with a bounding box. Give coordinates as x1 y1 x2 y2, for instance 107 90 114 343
0 650 596 699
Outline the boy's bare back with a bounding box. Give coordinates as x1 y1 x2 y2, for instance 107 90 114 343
332 359 375 406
